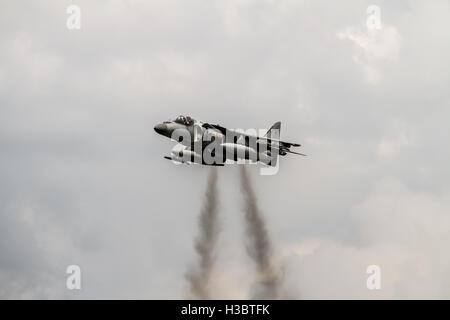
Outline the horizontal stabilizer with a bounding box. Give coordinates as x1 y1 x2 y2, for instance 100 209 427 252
285 149 307 156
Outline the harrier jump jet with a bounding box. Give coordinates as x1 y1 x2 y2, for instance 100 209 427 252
154 115 305 166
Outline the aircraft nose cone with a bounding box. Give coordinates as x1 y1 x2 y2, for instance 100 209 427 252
154 123 167 135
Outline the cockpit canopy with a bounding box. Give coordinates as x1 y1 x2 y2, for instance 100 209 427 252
173 115 194 125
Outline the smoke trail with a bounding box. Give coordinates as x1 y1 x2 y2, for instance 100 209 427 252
185 167 220 299
239 165 281 299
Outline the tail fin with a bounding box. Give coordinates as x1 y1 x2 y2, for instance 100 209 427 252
264 121 281 139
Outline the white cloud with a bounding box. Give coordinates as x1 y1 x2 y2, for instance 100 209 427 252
1 0 450 299
283 177 450 299
338 25 401 84
377 119 415 158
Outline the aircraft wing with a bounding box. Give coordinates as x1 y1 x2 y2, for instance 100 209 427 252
202 122 227 135
203 123 302 150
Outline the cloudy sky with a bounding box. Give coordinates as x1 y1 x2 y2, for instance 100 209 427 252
1 0 450 299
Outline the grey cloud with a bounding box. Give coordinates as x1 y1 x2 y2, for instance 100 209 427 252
1 0 449 298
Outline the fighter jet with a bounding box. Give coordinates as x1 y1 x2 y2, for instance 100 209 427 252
154 115 305 166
